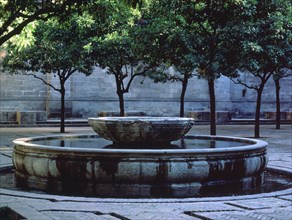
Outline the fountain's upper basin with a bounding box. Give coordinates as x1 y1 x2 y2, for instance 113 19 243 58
88 117 195 145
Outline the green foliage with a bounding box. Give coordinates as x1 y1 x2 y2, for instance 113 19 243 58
0 0 87 47
90 1 142 73
135 1 198 83
1 9 99 133
2 15 96 77
221 0 292 137
140 0 262 82
233 0 291 76
81 1 157 115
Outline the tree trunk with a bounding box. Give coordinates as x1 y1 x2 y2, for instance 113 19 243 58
254 87 263 138
118 91 125 117
180 75 189 117
274 78 281 129
60 84 66 133
208 79 216 135
115 74 125 117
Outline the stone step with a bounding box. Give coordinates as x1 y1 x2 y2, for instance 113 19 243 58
229 118 292 125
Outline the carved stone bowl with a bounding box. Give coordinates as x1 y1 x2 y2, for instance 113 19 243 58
88 117 195 145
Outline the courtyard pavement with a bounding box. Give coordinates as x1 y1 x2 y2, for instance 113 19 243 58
0 124 291 220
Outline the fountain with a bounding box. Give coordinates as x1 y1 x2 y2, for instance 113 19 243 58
12 117 268 198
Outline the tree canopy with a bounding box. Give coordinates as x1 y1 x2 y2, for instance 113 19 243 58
1 0 291 130
0 0 88 47
88 1 157 116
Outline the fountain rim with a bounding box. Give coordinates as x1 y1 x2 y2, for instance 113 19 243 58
13 134 268 155
88 116 196 122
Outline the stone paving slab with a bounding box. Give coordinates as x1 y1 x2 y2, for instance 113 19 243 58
1 188 292 220
0 154 12 167
3 202 53 220
189 208 292 220
225 197 292 209
47 201 242 213
278 194 292 201
0 195 20 205
42 211 115 220
116 210 196 220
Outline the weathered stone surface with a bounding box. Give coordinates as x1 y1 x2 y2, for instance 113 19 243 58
88 117 195 144
0 110 47 124
98 111 146 117
264 111 292 121
12 134 267 198
36 111 47 122
0 111 16 123
186 111 231 124
19 111 36 124
1 124 291 220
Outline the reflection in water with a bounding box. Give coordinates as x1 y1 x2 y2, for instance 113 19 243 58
210 140 216 148
60 140 65 147
29 136 249 150
104 144 182 149
1 169 290 198
180 139 186 149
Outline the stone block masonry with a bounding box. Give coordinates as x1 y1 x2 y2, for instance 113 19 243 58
1 67 292 119
0 110 47 124
186 111 231 124
0 111 16 123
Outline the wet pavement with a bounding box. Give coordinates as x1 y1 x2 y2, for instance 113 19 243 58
0 124 291 219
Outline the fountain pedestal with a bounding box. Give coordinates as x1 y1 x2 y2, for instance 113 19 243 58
88 117 195 145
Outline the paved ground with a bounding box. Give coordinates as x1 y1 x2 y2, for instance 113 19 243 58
0 124 291 220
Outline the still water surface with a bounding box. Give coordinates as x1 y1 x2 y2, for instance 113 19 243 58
29 136 250 149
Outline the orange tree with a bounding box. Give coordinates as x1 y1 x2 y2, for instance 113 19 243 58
136 6 199 117
2 15 96 133
226 0 291 137
0 0 87 47
1 0 145 131
89 1 157 116
138 0 256 135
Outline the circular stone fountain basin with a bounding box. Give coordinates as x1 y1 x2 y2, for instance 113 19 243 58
12 134 268 198
88 117 195 145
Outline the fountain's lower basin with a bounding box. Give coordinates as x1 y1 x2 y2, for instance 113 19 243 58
12 135 268 198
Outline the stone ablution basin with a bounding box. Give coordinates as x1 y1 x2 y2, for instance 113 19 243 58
88 117 195 145
12 117 268 198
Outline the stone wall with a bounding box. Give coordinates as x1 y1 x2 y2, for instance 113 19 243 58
230 73 292 118
67 67 233 117
0 73 47 111
0 67 291 120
